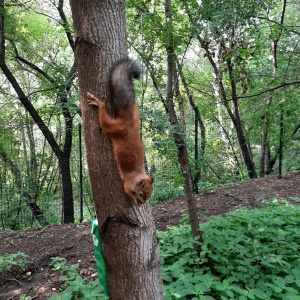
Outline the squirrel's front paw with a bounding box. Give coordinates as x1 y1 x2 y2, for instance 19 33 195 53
87 92 104 107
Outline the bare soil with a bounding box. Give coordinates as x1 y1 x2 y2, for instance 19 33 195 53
1 172 300 300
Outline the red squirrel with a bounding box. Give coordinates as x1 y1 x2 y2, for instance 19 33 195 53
87 58 154 206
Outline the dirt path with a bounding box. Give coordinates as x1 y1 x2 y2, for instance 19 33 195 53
0 172 299 300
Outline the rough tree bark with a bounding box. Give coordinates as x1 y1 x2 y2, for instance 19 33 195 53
69 1 163 299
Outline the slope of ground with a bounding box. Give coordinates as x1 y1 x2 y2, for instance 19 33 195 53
0 172 299 300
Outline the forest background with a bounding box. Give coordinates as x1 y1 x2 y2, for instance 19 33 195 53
0 0 299 230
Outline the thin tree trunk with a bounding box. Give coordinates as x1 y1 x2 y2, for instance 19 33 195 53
177 60 206 185
202 39 256 178
165 0 201 247
260 97 272 177
213 116 242 177
70 1 163 299
226 57 257 178
278 106 284 179
174 70 186 134
266 118 299 176
264 0 286 176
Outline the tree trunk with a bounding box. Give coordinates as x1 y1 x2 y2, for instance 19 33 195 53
264 0 286 176
226 58 257 179
59 157 74 223
260 97 272 177
165 0 201 247
278 106 284 179
69 1 163 299
213 116 241 177
199 39 257 178
177 60 206 188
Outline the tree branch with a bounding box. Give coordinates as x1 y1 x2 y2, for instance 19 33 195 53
57 0 75 52
0 63 62 159
7 38 56 83
292 123 300 136
231 81 300 101
279 0 287 26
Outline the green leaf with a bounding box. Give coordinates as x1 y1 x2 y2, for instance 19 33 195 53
226 290 235 298
265 283 283 293
172 293 182 299
199 296 215 300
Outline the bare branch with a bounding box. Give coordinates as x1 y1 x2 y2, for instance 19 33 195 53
233 81 300 101
57 0 75 52
27 86 61 98
279 0 287 26
292 123 300 136
7 38 55 83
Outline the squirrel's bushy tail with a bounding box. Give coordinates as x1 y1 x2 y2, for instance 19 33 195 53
109 57 141 110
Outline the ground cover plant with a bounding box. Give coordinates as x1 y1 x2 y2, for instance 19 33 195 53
159 199 300 299
48 257 106 300
0 252 29 279
43 199 300 299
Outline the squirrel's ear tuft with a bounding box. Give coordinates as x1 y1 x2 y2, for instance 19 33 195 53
139 179 146 186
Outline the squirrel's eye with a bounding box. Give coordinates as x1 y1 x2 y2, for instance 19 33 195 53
139 191 143 197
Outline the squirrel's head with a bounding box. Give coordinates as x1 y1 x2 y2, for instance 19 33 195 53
134 176 154 205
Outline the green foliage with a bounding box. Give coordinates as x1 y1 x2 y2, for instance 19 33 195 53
151 166 184 203
19 296 32 300
44 200 300 299
48 257 107 300
290 197 300 203
158 200 300 299
1 0 300 232
0 252 29 277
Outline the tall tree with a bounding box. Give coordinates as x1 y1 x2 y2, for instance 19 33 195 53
69 0 163 299
183 0 259 178
164 0 200 247
127 0 201 246
0 0 76 223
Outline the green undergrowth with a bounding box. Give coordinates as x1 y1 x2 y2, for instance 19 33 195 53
47 257 107 300
45 198 300 299
0 252 29 278
159 198 300 299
